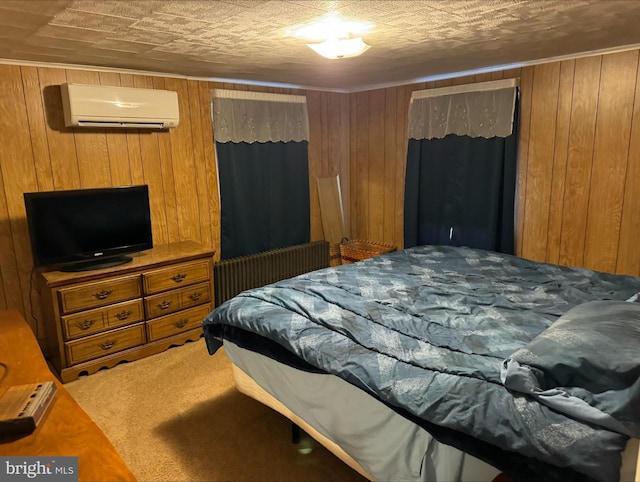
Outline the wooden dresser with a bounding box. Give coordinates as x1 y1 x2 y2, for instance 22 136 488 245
0 310 136 481
37 241 215 382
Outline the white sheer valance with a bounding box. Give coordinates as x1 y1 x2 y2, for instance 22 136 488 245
408 79 518 140
212 89 309 143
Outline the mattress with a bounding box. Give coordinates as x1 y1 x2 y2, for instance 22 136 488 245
224 339 501 482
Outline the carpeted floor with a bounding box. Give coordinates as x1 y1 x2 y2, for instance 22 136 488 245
65 339 367 482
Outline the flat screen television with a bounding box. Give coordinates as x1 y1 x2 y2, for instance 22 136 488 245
24 185 153 272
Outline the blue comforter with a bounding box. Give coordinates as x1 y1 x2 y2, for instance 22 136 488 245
203 245 640 481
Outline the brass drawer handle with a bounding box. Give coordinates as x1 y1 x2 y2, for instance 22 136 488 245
170 273 187 283
76 319 95 330
93 289 113 300
114 310 132 321
174 319 189 328
157 300 172 310
188 292 202 302
99 340 117 350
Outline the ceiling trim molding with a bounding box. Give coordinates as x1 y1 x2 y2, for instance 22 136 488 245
0 58 349 93
349 42 640 93
0 58 190 79
1 41 640 94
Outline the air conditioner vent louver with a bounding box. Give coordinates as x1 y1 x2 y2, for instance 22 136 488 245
76 121 165 129
60 83 179 129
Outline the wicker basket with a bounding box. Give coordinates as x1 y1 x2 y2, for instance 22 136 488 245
339 239 396 264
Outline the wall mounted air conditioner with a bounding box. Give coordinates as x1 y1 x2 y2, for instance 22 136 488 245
60 83 179 129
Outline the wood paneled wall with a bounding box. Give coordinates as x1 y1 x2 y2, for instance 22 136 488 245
522 52 640 276
349 49 640 278
1 47 640 334
0 65 349 334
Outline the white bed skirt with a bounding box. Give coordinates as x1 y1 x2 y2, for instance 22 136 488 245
224 340 501 482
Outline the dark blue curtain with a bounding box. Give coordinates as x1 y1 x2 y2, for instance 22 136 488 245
404 104 518 254
216 141 310 260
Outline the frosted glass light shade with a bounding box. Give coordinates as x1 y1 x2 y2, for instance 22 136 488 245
307 37 370 59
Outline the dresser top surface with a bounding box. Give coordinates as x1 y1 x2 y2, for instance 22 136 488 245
40 241 215 288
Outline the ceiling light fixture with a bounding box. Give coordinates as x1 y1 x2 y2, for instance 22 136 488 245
291 13 373 60
307 37 370 59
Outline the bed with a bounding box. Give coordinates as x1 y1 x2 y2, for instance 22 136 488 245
202 245 640 481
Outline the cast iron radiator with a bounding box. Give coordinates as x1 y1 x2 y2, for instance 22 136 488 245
214 240 330 306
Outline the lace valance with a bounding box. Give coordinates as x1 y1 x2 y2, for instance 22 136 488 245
212 89 309 143
408 79 518 140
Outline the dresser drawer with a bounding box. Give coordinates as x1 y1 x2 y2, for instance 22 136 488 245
58 275 141 314
144 291 180 319
146 303 211 342
65 322 146 365
62 310 105 340
145 281 211 319
142 259 211 295
105 299 144 329
62 299 144 340
179 281 211 310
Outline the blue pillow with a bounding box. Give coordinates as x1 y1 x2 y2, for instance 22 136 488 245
502 300 640 437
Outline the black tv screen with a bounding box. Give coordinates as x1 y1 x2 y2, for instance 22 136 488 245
24 185 153 271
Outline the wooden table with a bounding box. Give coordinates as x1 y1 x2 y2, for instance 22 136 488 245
0 310 136 481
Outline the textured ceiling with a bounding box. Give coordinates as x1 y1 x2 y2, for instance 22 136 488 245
2 0 640 91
